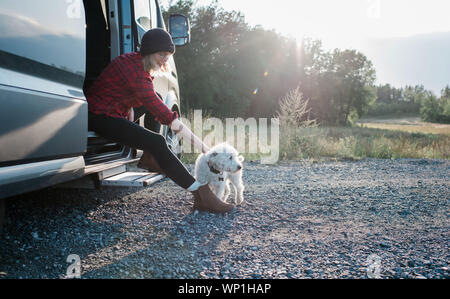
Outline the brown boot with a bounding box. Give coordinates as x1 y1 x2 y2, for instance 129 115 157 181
137 152 165 175
192 185 234 214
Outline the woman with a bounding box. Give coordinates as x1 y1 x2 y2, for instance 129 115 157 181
86 28 234 214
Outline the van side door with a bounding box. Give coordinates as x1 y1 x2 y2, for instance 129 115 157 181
0 1 87 168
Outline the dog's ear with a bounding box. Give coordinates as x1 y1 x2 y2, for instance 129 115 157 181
238 155 245 162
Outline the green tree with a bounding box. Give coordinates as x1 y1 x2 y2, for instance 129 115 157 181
164 1 376 124
415 85 450 123
376 84 403 103
299 39 376 125
440 85 450 102
164 0 298 118
420 94 440 122
329 49 376 125
164 1 255 116
365 84 423 117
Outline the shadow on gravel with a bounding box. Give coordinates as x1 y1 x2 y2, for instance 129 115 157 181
0 187 133 278
81 211 238 279
0 182 238 279
76 208 238 278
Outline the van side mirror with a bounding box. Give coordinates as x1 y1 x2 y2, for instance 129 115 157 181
169 14 190 47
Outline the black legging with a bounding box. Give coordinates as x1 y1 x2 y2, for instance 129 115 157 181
88 110 195 190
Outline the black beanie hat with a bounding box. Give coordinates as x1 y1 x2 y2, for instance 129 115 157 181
140 28 175 56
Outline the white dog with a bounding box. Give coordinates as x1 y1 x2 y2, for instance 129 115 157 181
194 143 245 205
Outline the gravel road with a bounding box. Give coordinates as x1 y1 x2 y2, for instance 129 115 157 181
0 158 448 279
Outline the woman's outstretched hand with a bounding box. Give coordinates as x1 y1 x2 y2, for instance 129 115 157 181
170 118 209 153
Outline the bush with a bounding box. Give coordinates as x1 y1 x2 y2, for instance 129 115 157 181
420 96 450 124
276 87 317 127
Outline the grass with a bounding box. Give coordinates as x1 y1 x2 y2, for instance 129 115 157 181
357 116 450 136
279 125 449 161
179 113 450 164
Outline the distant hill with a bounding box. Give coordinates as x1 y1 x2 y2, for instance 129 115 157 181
361 31 450 96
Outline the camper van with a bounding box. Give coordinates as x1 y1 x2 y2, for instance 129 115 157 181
0 0 190 222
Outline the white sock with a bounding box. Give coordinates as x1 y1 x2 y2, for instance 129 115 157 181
187 181 206 192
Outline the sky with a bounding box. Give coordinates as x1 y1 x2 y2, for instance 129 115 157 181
163 0 450 49
162 0 450 93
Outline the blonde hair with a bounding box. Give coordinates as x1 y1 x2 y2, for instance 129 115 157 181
142 53 171 75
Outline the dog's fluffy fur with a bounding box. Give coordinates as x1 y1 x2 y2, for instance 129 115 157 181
194 143 245 205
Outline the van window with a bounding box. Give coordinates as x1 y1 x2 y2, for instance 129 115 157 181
133 0 160 43
134 0 151 32
149 0 158 28
0 0 85 88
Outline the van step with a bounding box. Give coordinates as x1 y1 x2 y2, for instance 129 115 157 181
100 172 165 187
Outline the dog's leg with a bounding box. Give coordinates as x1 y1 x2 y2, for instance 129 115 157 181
223 180 231 203
229 172 244 205
215 181 227 200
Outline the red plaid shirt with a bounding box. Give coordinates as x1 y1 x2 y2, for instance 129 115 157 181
86 52 178 125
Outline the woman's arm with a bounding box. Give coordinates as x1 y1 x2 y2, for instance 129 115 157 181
170 118 210 154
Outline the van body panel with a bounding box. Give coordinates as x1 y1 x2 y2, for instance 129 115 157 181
167 57 180 105
165 89 180 114
0 0 86 87
0 0 188 199
0 68 85 100
0 156 85 199
0 0 88 195
0 83 87 166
